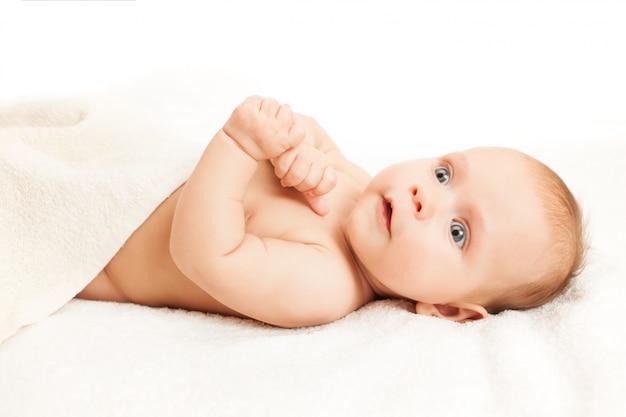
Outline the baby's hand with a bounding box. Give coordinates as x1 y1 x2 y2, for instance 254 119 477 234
223 96 305 161
272 144 337 216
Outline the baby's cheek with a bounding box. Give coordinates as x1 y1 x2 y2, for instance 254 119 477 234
401 240 448 278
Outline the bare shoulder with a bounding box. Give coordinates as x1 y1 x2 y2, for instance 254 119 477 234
294 242 375 325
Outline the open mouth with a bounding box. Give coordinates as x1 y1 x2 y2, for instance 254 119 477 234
382 198 392 234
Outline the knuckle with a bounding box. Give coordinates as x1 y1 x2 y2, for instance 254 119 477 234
301 170 324 192
274 160 288 177
286 159 311 184
246 95 262 102
261 98 280 111
301 177 319 191
295 174 315 191
243 95 261 110
318 168 337 191
288 167 307 184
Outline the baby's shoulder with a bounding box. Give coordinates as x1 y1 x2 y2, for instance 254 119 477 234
303 238 375 305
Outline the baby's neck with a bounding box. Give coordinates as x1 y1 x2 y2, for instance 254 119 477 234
343 234 392 300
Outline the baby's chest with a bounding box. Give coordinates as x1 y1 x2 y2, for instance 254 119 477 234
243 162 347 243
244 185 330 242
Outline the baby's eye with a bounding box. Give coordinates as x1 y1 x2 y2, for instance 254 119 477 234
435 166 450 185
450 221 466 248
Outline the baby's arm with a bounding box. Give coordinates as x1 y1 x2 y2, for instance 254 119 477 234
170 97 356 327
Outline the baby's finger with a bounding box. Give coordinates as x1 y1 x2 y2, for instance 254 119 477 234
275 105 305 149
306 167 337 197
272 148 298 180
275 103 294 124
240 95 263 112
280 153 316 189
304 193 330 217
288 116 306 144
260 97 281 116
302 168 336 216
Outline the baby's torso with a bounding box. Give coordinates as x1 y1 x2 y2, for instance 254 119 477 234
91 161 372 319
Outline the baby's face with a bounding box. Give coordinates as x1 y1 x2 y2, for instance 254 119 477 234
346 147 551 309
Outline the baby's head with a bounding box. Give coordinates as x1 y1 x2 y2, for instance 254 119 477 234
346 147 586 322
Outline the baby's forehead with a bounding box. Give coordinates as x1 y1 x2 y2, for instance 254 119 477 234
442 147 530 182
454 146 527 163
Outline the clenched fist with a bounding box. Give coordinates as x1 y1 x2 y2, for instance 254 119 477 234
271 143 337 216
223 96 336 216
223 96 306 161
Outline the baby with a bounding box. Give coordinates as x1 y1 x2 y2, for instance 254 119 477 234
77 96 586 327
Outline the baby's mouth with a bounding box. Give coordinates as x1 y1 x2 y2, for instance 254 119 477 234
383 198 392 234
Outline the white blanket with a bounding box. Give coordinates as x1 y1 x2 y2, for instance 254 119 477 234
1 78 625 417
0 95 202 343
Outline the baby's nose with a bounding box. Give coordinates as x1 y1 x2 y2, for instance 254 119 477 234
411 186 430 216
411 187 423 212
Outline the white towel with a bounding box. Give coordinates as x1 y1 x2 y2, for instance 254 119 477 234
0 94 202 343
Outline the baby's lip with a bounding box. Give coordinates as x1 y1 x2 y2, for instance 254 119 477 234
382 198 392 235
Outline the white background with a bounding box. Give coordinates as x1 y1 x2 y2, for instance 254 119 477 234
1 0 625 234
1 1 625 146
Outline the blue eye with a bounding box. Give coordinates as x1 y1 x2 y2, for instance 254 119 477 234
435 166 450 185
450 221 466 248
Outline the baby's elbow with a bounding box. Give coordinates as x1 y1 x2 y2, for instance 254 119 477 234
169 241 187 273
169 238 201 280
169 239 233 290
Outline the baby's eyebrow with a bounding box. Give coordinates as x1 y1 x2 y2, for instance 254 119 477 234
445 152 470 178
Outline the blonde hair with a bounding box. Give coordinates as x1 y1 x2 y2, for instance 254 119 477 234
485 154 587 314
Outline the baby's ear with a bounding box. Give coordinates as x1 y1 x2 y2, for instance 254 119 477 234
414 302 488 322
